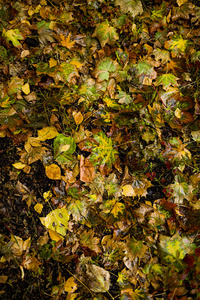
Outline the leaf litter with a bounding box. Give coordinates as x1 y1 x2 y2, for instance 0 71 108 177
0 0 200 299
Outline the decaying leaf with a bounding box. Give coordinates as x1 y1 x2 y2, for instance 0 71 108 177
85 263 110 293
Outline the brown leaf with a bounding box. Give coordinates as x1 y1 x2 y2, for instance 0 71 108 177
80 155 95 183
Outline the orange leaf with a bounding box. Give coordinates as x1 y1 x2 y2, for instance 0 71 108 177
45 164 61 180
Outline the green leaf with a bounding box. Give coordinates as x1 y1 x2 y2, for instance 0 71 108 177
115 0 143 18
151 3 166 20
93 20 119 48
156 73 178 89
68 199 87 221
79 78 99 100
80 230 101 253
94 58 118 82
170 180 189 204
134 61 153 76
90 131 118 166
54 134 76 165
3 28 23 47
100 199 125 218
60 62 79 83
117 90 132 104
153 48 170 64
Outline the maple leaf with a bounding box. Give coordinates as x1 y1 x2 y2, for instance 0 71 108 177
170 178 193 204
151 3 166 20
93 57 118 82
93 20 119 48
115 0 143 18
134 60 157 83
155 73 178 89
111 201 125 218
102 235 125 263
100 198 125 218
68 199 88 221
79 230 101 254
8 235 31 257
158 232 196 263
22 255 41 272
170 35 189 52
2 28 23 47
125 238 148 260
163 137 191 162
79 78 99 101
59 33 75 49
90 131 118 167
153 48 170 64
117 90 132 104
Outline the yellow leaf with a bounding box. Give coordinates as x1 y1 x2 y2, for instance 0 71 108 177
73 111 83 125
64 277 78 293
48 229 63 242
12 162 26 169
49 58 57 68
70 59 83 69
22 83 30 95
43 190 52 201
122 185 136 197
34 203 43 214
45 164 61 180
40 207 69 237
177 0 188 6
37 126 59 141
111 202 125 217
60 33 75 49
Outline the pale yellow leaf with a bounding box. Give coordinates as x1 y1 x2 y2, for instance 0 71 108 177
175 108 181 118
122 185 136 197
21 50 30 58
12 162 26 169
73 111 83 125
60 144 71 152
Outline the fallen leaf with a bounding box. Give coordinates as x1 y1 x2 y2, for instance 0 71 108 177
22 83 30 95
34 203 43 214
45 164 61 180
38 126 59 141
